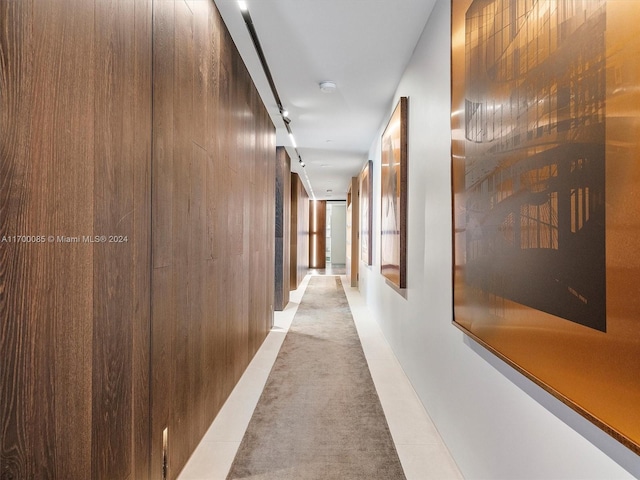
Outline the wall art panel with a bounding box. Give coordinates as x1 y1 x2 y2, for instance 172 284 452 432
381 98 408 288
452 0 640 454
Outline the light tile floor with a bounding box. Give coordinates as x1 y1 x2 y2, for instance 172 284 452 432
342 281 463 480
178 273 463 480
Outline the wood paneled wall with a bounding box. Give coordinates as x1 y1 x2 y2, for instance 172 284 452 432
1 0 275 479
309 200 326 269
275 147 291 311
151 1 275 478
0 0 152 478
290 173 310 289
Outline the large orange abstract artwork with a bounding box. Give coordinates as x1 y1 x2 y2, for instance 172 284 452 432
452 0 640 453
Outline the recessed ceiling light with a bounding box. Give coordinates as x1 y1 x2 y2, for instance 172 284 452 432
319 81 337 94
238 1 248 12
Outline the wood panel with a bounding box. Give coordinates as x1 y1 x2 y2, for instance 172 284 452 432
1 1 273 478
275 147 292 310
310 200 326 269
92 0 152 477
0 0 152 478
290 173 310 289
151 1 276 478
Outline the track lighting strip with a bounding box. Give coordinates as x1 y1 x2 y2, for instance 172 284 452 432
238 7 287 120
237 1 313 197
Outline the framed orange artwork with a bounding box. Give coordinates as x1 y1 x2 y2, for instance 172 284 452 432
381 97 408 289
452 0 640 453
360 160 373 266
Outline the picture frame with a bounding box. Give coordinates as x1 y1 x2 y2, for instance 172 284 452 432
380 97 408 289
451 0 640 454
360 160 373 266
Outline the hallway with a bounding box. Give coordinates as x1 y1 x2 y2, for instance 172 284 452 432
178 272 462 480
4 0 638 477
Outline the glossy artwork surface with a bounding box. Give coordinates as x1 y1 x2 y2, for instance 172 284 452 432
452 0 640 453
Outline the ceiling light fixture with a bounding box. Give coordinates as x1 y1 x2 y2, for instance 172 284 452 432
319 81 337 93
281 109 291 125
289 133 297 149
238 0 248 12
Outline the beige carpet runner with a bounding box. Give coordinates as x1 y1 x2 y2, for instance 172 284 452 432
226 275 406 479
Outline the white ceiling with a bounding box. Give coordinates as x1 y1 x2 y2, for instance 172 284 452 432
214 0 437 200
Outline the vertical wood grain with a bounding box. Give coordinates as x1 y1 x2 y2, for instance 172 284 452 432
99 0 152 476
290 173 310 288
169 1 194 470
93 0 136 475
290 173 300 289
1 0 152 478
275 147 291 310
1 1 60 477
1 0 272 477
131 0 153 477
310 200 327 269
151 1 276 477
150 1 175 477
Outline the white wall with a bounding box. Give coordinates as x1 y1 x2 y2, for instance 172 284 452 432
360 1 640 478
330 203 347 265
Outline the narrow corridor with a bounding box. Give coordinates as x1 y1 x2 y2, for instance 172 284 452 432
178 272 462 480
